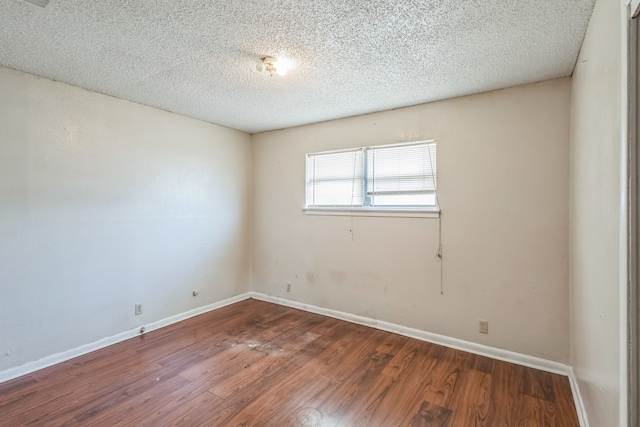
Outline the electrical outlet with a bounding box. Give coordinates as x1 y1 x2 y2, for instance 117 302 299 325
286 282 291 292
135 303 143 316
479 320 489 334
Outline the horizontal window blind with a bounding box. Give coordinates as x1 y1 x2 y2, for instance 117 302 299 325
366 142 436 207
306 141 437 210
306 148 364 207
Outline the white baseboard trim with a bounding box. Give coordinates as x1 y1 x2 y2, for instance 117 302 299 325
0 292 252 385
568 368 590 427
249 292 572 376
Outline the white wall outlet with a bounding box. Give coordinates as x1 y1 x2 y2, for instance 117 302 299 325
479 320 489 334
286 282 291 292
135 303 143 316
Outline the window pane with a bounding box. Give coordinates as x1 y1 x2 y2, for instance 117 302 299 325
312 180 363 206
367 143 436 207
307 149 363 206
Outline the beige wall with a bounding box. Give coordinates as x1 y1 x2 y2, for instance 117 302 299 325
252 78 571 363
570 0 624 424
0 66 252 372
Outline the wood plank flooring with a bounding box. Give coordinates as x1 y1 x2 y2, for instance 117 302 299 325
0 298 579 426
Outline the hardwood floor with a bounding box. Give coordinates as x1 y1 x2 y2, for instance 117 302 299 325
0 298 579 426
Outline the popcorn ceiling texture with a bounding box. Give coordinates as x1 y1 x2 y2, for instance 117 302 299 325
0 0 595 133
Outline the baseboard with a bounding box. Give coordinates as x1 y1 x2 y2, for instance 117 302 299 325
249 292 572 376
0 292 252 385
568 368 590 427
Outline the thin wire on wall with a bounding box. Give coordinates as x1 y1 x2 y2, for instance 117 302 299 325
427 144 443 295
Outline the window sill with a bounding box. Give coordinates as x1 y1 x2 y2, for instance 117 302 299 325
303 208 440 218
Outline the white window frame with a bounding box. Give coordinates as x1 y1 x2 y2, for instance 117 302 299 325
304 140 439 218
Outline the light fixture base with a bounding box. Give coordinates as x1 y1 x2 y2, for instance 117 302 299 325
256 56 289 77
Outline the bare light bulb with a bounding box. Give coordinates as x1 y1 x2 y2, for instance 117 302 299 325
276 57 293 76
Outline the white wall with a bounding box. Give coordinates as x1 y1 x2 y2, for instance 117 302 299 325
0 66 251 372
569 0 624 424
252 78 571 363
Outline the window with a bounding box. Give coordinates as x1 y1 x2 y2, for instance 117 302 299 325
305 140 438 215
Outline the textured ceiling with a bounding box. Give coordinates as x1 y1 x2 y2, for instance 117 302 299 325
0 0 595 133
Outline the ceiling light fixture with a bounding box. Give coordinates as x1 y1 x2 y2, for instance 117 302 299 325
256 56 291 77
